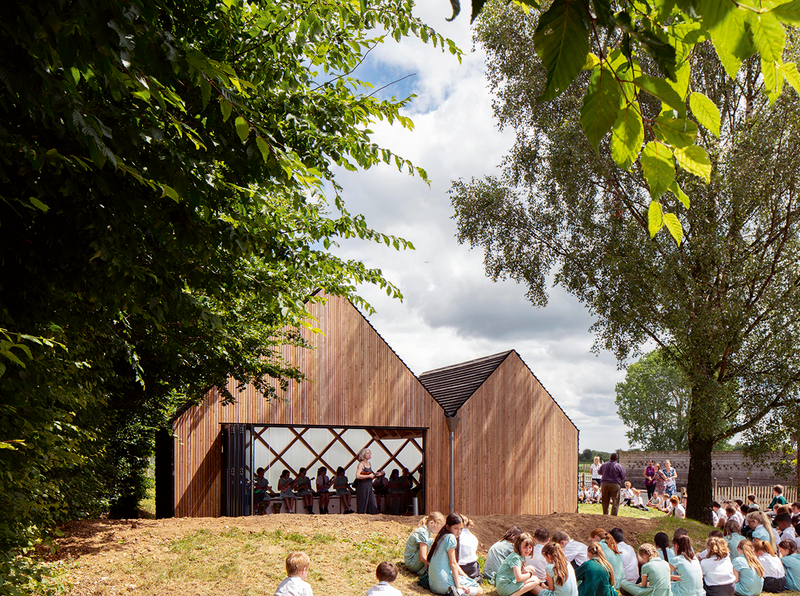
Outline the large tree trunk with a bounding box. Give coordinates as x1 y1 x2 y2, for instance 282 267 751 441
686 436 714 523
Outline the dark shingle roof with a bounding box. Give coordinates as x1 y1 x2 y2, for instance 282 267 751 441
418 351 513 417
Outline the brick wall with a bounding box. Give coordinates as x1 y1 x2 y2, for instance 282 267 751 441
618 450 794 490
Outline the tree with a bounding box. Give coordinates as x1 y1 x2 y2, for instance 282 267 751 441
448 0 800 246
0 0 456 587
741 398 800 491
615 350 690 450
451 1 800 522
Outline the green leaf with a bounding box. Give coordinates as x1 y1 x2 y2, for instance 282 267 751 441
220 99 232 122
594 0 613 27
634 30 678 81
200 76 211 110
534 0 591 100
674 145 712 182
448 0 461 20
641 142 675 199
747 10 785 64
471 0 487 22
160 184 180 203
235 116 249 143
648 200 664 238
583 53 601 70
762 58 784 102
29 197 50 212
779 62 800 94
580 66 621 150
669 180 691 209
772 0 800 25
667 60 691 101
654 116 698 147
689 92 721 136
256 136 271 164
635 75 686 116
663 212 684 244
701 0 754 78
610 102 644 169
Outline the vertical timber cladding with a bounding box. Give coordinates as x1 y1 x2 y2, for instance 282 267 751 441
442 352 579 515
172 293 443 518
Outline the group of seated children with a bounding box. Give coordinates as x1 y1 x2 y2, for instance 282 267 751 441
711 486 800 535
404 511 800 596
255 465 415 515
275 552 402 596
578 484 601 504
580 482 686 517
254 466 356 515
404 512 484 596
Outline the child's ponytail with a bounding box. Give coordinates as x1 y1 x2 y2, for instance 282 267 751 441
542 542 569 587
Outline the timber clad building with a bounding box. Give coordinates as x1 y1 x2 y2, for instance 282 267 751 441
157 293 579 518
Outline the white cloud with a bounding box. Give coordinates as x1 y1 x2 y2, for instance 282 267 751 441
325 8 630 452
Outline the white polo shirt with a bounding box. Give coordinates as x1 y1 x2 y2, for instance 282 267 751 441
618 541 639 581
563 539 588 566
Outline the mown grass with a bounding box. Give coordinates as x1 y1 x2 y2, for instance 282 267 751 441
105 526 414 596
578 503 666 519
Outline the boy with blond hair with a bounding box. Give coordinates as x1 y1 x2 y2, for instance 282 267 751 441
275 551 313 596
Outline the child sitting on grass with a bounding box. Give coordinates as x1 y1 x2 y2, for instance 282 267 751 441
366 562 401 596
275 551 313 596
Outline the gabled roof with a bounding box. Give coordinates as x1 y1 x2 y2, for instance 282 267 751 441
418 350 513 417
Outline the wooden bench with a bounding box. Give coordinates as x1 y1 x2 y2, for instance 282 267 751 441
262 494 348 514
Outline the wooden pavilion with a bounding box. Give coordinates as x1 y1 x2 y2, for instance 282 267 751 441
156 294 578 517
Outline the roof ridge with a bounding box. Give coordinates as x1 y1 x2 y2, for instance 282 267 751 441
418 351 513 416
418 349 514 377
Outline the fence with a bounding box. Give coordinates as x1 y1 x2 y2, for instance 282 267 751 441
577 472 797 505
713 478 797 505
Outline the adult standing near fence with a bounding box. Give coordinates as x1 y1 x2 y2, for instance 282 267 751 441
663 459 677 497
644 460 656 500
599 453 626 516
355 447 384 514
591 456 603 488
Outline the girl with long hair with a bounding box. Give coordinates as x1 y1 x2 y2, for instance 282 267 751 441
589 529 624 588
485 526 524 583
669 535 703 596
620 543 672 596
576 542 615 596
404 511 445 576
723 519 745 558
315 467 333 514
494 533 541 596
428 513 483 596
753 538 786 592
732 540 764 596
531 542 577 596
746 510 778 553
333 466 353 514
778 539 800 591
700 537 735 596
654 532 672 565
293 467 314 513
278 469 295 513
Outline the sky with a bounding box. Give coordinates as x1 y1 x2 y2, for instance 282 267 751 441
328 2 630 452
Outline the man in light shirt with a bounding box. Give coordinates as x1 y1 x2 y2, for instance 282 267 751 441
552 530 588 568
610 527 640 582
